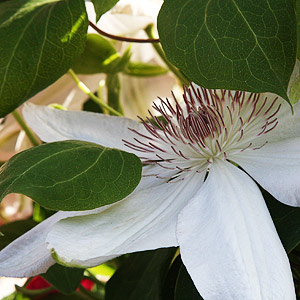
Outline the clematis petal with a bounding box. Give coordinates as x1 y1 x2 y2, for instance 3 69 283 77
45 172 204 268
22 104 146 154
0 210 101 277
177 161 295 300
231 138 300 207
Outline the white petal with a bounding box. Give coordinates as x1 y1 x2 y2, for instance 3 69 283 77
231 138 300 207
0 209 103 277
253 93 300 144
46 172 204 267
22 104 146 153
177 161 295 300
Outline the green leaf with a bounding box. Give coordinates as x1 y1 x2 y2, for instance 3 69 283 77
0 0 88 117
72 34 116 74
158 0 296 101
42 264 84 294
0 219 38 250
105 248 177 300
297 0 300 59
91 0 119 22
0 140 142 211
175 264 203 300
72 34 131 74
263 188 300 253
162 255 182 300
289 74 300 104
37 293 86 300
124 62 168 77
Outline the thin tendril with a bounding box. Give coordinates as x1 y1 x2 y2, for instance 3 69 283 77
89 21 160 43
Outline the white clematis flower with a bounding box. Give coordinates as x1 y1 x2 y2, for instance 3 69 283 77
0 84 299 299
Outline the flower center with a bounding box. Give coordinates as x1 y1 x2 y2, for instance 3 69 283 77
124 84 281 179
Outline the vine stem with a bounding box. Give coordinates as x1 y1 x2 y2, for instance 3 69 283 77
145 24 189 85
68 69 123 117
89 21 160 44
12 110 40 146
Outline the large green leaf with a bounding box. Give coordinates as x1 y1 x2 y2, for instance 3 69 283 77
42 264 84 294
0 140 142 211
158 0 296 101
263 188 300 253
105 248 177 300
91 0 119 22
0 0 88 117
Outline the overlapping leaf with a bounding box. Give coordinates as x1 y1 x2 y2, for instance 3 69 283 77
0 140 142 211
158 0 296 101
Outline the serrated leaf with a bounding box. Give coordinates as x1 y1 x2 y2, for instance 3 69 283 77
0 0 88 117
0 140 142 211
158 0 296 101
175 264 203 300
42 264 84 294
263 188 300 253
91 0 119 22
105 248 177 300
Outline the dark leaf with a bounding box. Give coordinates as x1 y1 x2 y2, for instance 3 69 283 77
42 264 84 294
264 188 300 253
158 0 296 102
106 248 177 300
175 264 203 300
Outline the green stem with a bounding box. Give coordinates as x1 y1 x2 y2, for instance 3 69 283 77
145 25 189 86
68 69 123 117
12 110 40 146
15 285 53 296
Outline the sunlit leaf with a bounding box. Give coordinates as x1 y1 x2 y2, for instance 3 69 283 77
0 0 88 117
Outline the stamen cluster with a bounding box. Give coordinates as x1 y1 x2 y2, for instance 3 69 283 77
124 85 281 179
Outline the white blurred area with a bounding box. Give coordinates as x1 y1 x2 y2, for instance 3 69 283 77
0 277 26 298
